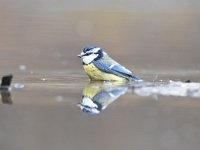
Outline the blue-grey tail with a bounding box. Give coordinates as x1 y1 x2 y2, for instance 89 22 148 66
129 75 143 82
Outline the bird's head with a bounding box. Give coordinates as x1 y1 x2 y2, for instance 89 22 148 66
78 46 104 65
77 96 102 115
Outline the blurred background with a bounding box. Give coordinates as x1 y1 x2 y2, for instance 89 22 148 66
0 1 200 150
0 0 200 72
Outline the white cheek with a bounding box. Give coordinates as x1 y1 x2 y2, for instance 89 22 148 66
82 96 97 108
92 47 100 53
82 54 98 64
81 51 84 56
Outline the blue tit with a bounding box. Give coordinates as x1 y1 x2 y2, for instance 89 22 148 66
78 46 142 82
77 81 128 115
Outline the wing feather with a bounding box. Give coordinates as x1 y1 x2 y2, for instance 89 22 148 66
93 61 128 79
93 54 141 81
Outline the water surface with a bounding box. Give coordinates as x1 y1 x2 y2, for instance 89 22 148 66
0 70 199 150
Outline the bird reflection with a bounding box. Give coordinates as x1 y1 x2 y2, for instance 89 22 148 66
78 81 128 115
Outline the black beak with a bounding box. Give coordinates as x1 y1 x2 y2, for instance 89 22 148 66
77 54 82 58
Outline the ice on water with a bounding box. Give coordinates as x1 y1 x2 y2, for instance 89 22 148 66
134 80 200 98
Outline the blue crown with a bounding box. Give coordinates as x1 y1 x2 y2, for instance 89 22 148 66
83 45 99 53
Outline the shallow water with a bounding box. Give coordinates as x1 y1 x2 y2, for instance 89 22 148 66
1 1 200 150
0 71 199 150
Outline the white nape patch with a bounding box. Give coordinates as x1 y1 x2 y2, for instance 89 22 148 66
82 96 98 108
82 53 98 64
91 47 100 53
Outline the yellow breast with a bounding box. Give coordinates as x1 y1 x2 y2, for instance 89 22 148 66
83 63 127 81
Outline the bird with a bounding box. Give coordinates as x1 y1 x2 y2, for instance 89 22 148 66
78 45 142 82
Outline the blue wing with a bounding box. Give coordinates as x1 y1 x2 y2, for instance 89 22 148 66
112 65 141 81
93 61 142 81
111 65 132 75
93 61 128 79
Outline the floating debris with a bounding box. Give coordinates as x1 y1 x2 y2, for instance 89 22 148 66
0 74 13 91
41 78 46 81
14 83 25 89
55 96 64 102
185 80 191 83
0 74 13 105
19 65 26 71
30 70 34 74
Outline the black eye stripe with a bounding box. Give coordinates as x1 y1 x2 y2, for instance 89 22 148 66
83 52 92 56
83 49 90 53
